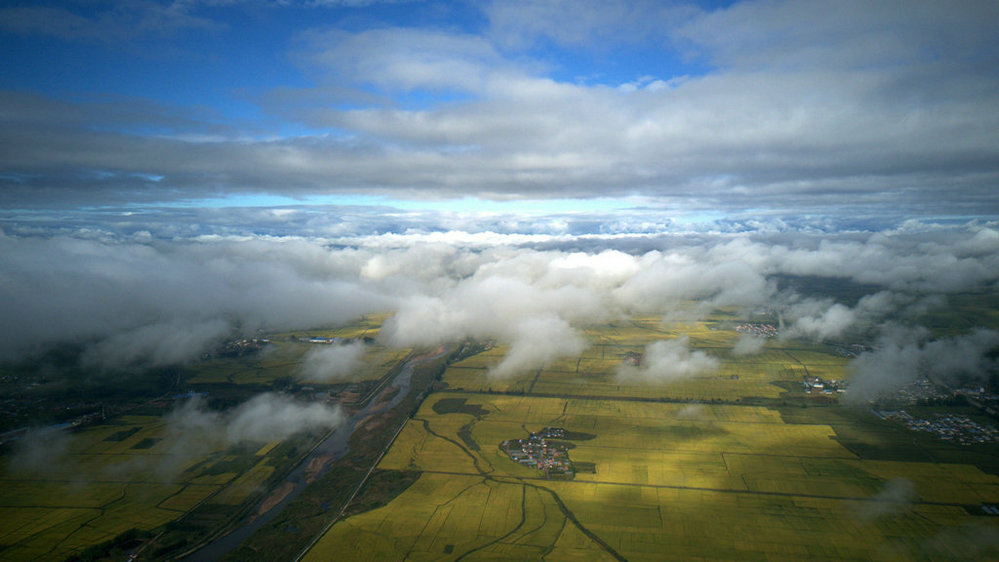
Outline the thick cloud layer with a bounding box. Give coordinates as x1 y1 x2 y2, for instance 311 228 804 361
1 224 998 383
0 233 392 367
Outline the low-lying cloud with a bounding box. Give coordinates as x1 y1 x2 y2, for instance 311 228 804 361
6 393 344 480
158 393 344 476
857 478 917 520
617 337 721 383
846 327 999 402
731 333 766 356
489 315 587 379
1 224 998 387
298 341 367 383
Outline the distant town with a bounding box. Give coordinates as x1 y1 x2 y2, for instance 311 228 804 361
873 410 999 445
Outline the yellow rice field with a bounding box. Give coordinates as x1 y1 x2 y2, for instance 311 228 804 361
309 388 999 560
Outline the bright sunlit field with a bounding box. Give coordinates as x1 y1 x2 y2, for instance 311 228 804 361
307 314 999 561
314 390 999 560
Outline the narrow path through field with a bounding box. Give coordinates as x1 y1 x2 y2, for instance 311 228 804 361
783 350 811 378
454 484 528 561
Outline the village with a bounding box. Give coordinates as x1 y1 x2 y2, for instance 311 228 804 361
500 427 574 479
803 375 847 395
735 323 778 338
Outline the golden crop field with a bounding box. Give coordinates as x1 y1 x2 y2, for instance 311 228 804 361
308 384 999 561
441 316 849 402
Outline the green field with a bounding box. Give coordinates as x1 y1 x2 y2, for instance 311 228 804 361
305 313 999 561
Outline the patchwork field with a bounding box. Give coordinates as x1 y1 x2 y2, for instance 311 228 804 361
305 314 999 561
442 317 848 402
308 391 999 560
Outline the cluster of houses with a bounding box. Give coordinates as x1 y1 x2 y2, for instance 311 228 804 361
803 375 846 395
501 427 574 479
890 378 952 404
735 323 778 338
873 410 999 445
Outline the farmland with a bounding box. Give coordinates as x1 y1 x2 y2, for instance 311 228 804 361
0 314 410 561
4 307 999 560
304 313 999 561
441 317 848 402
308 391 999 560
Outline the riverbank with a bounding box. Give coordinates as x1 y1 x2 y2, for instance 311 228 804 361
210 345 452 561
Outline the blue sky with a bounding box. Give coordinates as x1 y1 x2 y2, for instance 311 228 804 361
1 0 998 230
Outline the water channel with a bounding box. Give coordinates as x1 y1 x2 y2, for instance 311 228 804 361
184 347 446 561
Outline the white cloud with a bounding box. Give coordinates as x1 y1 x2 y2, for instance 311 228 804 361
857 478 917 520
1 224 998 383
616 336 720 383
732 334 765 356
154 393 343 475
489 315 587 379
298 341 367 382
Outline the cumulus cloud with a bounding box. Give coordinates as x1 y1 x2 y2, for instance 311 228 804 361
617 337 720 383
780 291 906 342
298 341 367 382
612 248 774 318
489 315 587 379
